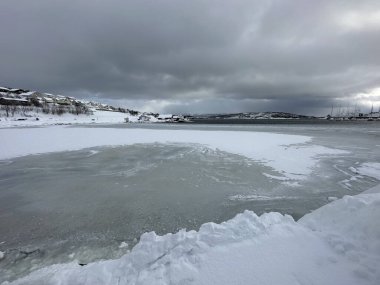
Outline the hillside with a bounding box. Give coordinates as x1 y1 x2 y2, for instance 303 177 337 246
188 111 316 120
0 86 159 126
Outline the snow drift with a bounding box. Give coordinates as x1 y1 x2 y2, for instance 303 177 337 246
4 185 380 285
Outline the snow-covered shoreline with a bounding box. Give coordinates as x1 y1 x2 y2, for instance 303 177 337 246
0 109 142 128
4 184 380 285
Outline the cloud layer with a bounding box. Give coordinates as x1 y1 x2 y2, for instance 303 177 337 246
1 0 379 114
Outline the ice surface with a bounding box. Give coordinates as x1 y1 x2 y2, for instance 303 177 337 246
0 126 346 180
356 162 380 180
1 123 378 283
228 194 299 201
5 185 380 285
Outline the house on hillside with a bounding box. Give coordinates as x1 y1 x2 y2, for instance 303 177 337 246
0 97 30 106
56 96 72 105
138 114 151 122
0 87 11 93
19 91 36 98
157 114 172 121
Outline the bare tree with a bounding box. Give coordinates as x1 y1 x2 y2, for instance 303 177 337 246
51 105 56 115
1 105 11 117
42 102 50 114
21 106 29 116
11 105 17 117
57 105 66 115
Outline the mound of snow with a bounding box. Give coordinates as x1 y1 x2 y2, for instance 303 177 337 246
5 185 380 285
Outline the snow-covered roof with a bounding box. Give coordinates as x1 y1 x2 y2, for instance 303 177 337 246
19 91 36 97
1 97 28 102
158 114 172 119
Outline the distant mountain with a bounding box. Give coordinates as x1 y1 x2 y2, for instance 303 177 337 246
187 112 316 120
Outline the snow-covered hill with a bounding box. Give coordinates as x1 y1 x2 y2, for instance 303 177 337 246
189 111 316 120
0 86 159 127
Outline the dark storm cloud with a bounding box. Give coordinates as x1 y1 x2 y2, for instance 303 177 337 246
1 0 379 114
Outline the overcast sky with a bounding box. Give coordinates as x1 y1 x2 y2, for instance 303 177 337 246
1 0 380 115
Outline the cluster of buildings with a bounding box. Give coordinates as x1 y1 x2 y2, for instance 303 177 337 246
326 111 380 121
0 87 82 107
0 86 158 122
133 114 189 123
0 86 126 113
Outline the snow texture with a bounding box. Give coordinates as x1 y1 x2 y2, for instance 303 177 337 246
0 126 346 180
4 185 380 285
356 162 380 180
0 110 140 127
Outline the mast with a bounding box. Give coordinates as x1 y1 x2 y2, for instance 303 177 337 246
368 103 374 121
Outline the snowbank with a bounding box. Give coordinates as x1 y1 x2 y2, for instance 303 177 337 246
5 185 380 285
0 126 346 179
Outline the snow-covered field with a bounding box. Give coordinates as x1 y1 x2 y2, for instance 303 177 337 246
4 184 380 285
0 126 347 180
0 109 141 127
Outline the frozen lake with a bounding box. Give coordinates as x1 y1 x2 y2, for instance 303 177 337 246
0 123 379 282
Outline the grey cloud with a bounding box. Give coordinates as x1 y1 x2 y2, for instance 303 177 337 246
0 0 379 114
